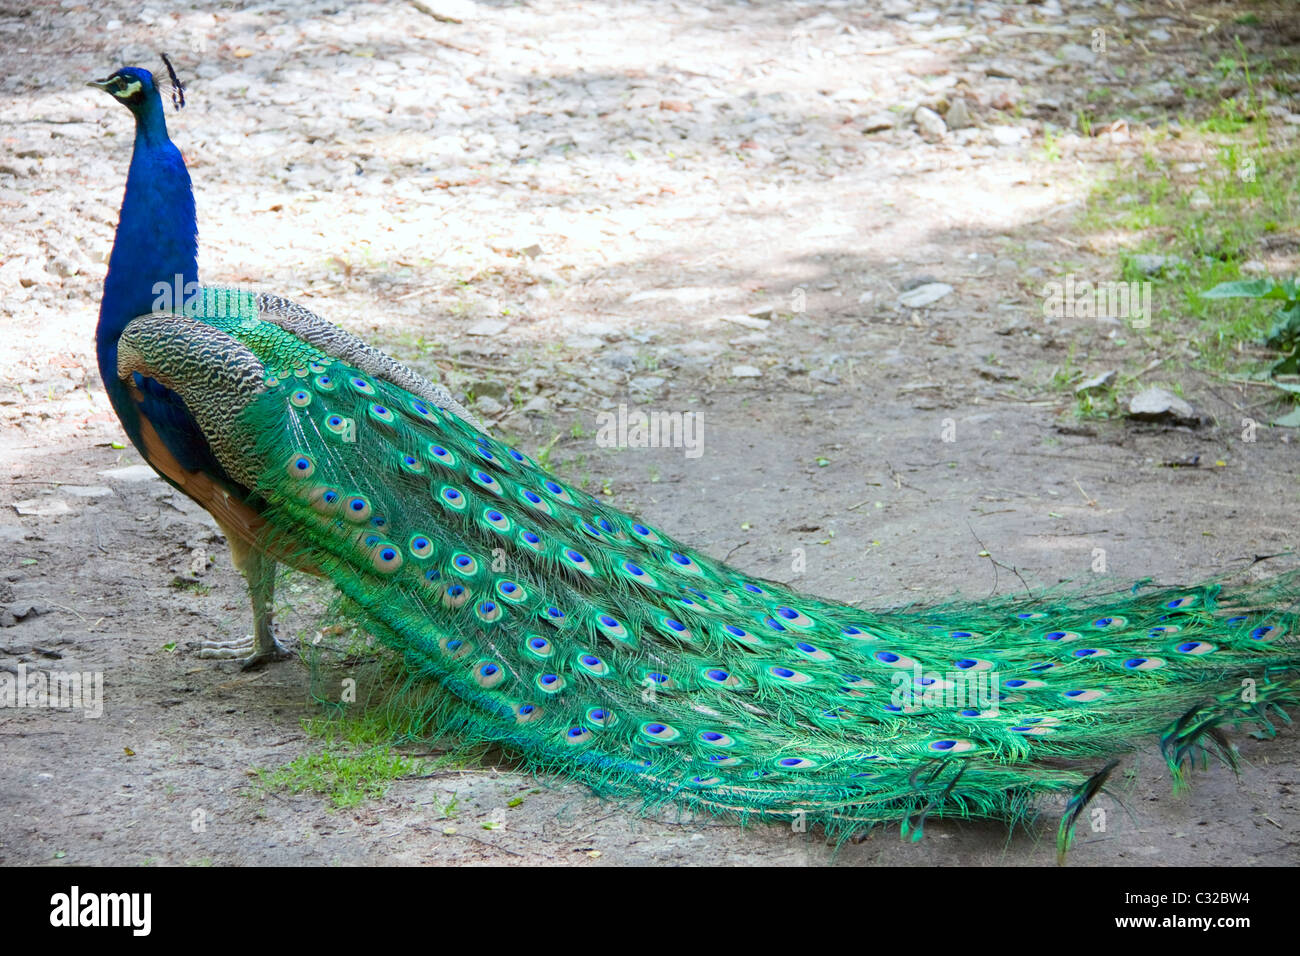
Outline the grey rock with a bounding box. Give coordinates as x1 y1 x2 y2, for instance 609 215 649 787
1075 370 1117 394
60 485 113 498
0 604 48 627
13 499 71 517
730 365 762 378
470 380 508 401
861 112 895 133
521 396 552 414
474 395 505 416
976 365 1019 382
48 255 81 278
898 282 954 309
945 97 973 130
1128 387 1198 426
913 106 947 140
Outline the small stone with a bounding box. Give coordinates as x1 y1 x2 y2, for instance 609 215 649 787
1128 387 1198 426
521 396 552 414
48 256 80 278
630 375 666 392
861 112 895 133
0 604 48 627
913 106 947 140
474 395 505 415
898 282 954 309
60 485 113 498
469 380 508 401
730 365 762 378
1240 260 1268 275
944 97 973 130
13 499 71 517
1075 370 1117 394
976 365 1018 382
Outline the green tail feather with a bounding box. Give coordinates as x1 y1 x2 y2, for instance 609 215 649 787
1056 759 1120 864
182 291 1300 838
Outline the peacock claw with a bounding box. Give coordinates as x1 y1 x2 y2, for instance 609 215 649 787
240 640 293 671
198 635 292 670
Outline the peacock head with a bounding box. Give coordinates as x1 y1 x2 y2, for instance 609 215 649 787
87 55 184 119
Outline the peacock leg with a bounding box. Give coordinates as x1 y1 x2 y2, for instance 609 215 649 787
199 533 291 669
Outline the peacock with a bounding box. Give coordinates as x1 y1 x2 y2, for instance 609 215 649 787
91 60 1299 852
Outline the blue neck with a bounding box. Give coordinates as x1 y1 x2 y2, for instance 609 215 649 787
97 92 198 444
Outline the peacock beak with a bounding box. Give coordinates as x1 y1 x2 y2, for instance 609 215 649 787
87 77 114 91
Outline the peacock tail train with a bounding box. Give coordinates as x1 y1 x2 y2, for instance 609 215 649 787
117 287 1300 849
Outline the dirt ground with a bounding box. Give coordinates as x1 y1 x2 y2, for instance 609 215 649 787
1 0 1297 865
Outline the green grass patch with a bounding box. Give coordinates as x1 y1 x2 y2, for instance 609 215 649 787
1080 135 1297 369
1063 34 1297 390
252 744 420 809
1068 86 1297 399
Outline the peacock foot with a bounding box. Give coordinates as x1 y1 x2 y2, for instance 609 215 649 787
198 633 293 670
